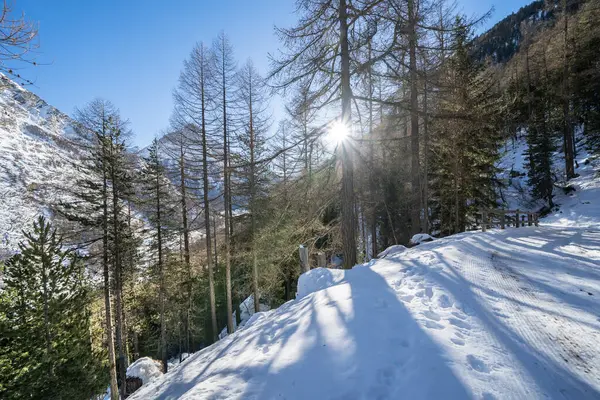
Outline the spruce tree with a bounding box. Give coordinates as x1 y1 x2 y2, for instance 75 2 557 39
139 138 177 372
0 217 106 400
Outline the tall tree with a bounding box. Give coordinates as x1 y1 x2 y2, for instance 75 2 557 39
140 138 174 372
270 0 384 269
0 217 106 400
211 31 236 333
105 113 134 398
561 0 576 179
175 41 219 343
68 99 126 400
235 59 272 312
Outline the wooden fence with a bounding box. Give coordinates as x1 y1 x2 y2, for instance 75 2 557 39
479 209 539 232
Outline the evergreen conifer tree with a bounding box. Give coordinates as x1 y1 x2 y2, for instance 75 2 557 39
0 217 106 400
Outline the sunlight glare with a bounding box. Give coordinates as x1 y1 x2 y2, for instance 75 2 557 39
329 120 348 144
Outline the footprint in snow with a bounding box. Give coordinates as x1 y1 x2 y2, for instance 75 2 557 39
399 294 414 303
451 310 467 320
437 294 452 308
390 279 403 290
467 355 490 373
423 320 445 330
423 309 441 321
425 286 434 299
449 317 472 330
451 337 465 346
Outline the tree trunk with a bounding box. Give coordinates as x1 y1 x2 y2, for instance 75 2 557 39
102 149 119 400
408 0 421 234
563 0 575 179
222 42 234 334
423 71 430 233
249 73 260 313
339 0 357 270
179 142 192 353
368 41 377 258
200 45 218 343
157 169 168 373
109 142 126 399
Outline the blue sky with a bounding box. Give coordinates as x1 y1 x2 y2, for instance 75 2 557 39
15 0 529 147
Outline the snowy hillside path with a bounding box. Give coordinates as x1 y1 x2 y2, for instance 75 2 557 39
130 226 600 400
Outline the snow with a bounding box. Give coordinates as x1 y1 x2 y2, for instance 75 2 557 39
410 233 435 246
377 244 407 258
495 129 599 222
218 295 271 339
0 74 86 256
296 267 346 299
168 353 191 371
126 357 163 385
544 151 600 230
129 224 600 399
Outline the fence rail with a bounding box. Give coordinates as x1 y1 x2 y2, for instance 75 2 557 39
478 209 539 232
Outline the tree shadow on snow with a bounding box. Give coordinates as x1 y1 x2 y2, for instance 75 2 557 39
153 267 471 399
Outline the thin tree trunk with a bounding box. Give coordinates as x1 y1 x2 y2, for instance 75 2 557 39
156 165 168 373
178 142 192 353
563 0 575 179
368 41 377 258
221 41 234 334
200 44 218 342
41 234 50 357
248 72 260 313
109 140 126 399
213 213 218 267
102 143 119 400
339 0 357 270
423 71 430 233
408 0 421 234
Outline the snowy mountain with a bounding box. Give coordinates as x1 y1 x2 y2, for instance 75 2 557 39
0 75 85 257
129 145 600 398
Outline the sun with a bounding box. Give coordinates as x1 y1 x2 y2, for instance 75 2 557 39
329 120 348 144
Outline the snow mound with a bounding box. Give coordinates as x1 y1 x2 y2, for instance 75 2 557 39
126 357 163 385
296 267 346 298
377 244 407 258
219 294 271 339
239 310 274 331
409 233 435 246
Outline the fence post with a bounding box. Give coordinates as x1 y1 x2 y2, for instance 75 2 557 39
317 252 326 269
534 213 539 227
515 210 520 228
501 212 506 229
527 213 532 226
299 245 310 273
482 211 487 232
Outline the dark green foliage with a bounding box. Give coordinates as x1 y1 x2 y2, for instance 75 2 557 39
0 217 107 400
430 20 503 235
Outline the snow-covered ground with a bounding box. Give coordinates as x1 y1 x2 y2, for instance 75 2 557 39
130 228 600 398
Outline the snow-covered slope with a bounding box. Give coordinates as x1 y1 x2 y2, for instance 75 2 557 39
130 228 600 399
496 130 599 226
0 75 84 256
